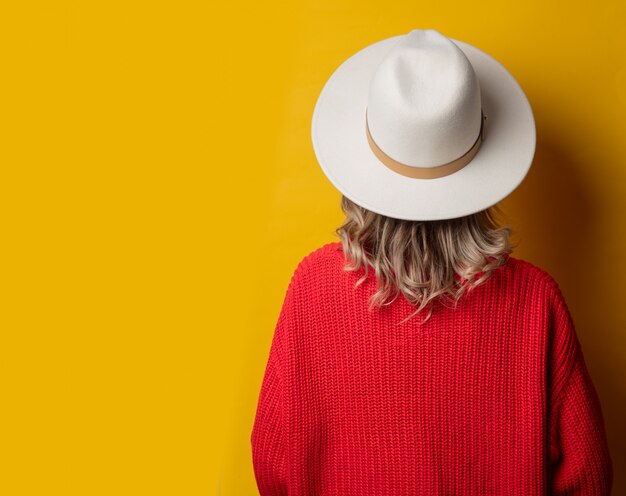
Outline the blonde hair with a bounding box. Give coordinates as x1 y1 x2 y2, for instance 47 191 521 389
335 195 517 324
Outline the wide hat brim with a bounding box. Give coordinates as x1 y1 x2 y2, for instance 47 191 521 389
311 34 536 221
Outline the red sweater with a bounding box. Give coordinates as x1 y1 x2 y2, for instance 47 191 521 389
251 242 613 495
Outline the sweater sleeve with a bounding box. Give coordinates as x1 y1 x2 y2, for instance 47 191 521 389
546 278 613 495
251 335 287 496
251 264 302 496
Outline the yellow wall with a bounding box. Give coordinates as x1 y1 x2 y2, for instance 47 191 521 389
2 1 624 494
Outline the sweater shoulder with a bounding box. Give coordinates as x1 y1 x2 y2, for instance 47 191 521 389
505 255 569 310
508 260 584 409
292 241 343 280
507 256 560 288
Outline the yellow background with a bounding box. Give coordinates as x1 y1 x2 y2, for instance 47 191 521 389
1 1 624 494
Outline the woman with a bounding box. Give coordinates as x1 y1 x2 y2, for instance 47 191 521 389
251 29 613 495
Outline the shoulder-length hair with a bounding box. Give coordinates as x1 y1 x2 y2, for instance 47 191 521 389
335 195 517 324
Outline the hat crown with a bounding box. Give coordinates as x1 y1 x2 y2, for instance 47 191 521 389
367 29 482 167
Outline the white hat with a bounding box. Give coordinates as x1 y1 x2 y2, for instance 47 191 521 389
311 28 536 221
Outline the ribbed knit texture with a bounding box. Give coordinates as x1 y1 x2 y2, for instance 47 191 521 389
251 242 613 495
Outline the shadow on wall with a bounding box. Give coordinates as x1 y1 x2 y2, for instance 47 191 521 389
510 128 625 490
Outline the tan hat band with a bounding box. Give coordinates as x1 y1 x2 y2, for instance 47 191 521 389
365 109 486 180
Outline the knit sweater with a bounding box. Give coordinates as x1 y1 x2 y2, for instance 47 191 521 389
251 241 613 495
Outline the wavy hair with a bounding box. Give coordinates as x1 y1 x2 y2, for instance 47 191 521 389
335 195 517 325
